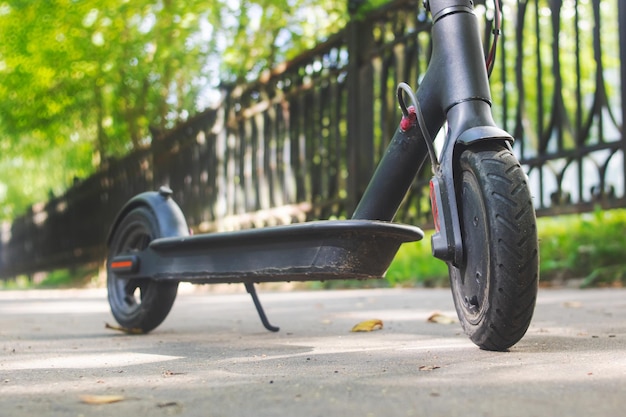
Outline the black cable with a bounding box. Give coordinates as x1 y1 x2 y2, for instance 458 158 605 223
397 82 440 174
485 0 502 77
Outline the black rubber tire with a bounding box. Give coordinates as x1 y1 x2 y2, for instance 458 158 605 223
107 206 179 333
449 143 539 351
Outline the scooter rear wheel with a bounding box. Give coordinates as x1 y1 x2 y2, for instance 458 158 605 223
450 143 538 351
107 206 179 333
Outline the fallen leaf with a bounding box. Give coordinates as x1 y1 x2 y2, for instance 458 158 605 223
80 394 125 405
419 365 440 371
427 312 457 324
105 322 143 335
562 301 582 309
351 319 383 332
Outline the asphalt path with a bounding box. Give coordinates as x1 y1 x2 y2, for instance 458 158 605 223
1 285 625 416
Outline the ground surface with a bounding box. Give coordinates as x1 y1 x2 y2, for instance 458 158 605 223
1 286 625 416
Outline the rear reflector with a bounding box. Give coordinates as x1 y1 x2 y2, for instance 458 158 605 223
109 256 138 273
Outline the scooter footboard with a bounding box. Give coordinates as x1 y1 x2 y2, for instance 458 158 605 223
109 220 424 284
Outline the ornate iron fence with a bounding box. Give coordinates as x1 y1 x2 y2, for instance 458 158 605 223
495 0 625 216
1 0 624 278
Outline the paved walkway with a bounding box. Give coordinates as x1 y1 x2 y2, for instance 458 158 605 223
1 286 625 416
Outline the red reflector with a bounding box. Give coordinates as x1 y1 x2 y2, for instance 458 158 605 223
429 180 441 232
111 260 133 269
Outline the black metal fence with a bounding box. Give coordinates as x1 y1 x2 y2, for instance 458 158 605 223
1 0 624 278
497 0 626 216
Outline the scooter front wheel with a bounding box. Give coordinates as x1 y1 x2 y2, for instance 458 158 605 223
107 206 179 333
450 143 538 351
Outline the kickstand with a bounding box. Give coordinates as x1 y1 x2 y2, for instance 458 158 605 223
244 282 280 332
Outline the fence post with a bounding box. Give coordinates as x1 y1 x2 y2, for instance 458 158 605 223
346 3 375 215
617 0 626 190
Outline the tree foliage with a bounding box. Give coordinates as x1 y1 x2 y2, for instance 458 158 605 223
0 0 349 219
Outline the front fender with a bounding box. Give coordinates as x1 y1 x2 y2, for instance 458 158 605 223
107 186 189 246
456 125 513 146
431 123 514 266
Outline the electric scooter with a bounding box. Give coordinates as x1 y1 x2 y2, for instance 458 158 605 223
106 0 539 351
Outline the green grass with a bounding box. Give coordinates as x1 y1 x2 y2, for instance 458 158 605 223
0 265 100 290
385 230 449 287
538 207 626 287
3 208 626 290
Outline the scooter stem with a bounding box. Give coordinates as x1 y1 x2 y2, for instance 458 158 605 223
352 0 504 222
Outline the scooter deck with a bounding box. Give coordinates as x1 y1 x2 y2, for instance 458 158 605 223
110 220 424 284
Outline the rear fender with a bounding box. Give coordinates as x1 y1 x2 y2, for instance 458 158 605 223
107 187 189 246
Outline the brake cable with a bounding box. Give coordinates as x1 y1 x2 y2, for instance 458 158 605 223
397 82 440 174
485 0 502 77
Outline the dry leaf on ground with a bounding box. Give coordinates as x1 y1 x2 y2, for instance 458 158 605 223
105 322 144 334
351 319 383 332
562 301 583 309
80 394 125 405
427 312 457 324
